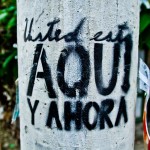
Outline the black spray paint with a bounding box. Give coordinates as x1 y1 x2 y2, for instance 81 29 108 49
27 98 39 125
57 45 90 98
24 18 86 43
45 97 128 131
46 101 62 130
27 44 57 98
64 101 82 131
26 20 133 97
82 102 100 130
25 19 133 131
94 43 120 96
115 97 128 126
99 99 114 130
93 23 133 95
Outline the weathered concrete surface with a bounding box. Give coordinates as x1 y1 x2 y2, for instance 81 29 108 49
135 123 144 150
17 0 139 149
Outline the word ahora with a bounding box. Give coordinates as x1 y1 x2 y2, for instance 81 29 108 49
27 97 128 131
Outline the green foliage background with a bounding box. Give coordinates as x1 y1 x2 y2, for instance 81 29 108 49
140 2 150 50
0 0 17 126
0 0 17 87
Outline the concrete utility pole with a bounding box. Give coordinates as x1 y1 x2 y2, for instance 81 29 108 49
17 0 139 149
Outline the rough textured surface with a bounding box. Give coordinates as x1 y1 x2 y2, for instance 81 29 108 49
135 123 144 150
17 0 139 149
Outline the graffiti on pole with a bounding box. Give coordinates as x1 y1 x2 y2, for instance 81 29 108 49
24 17 133 131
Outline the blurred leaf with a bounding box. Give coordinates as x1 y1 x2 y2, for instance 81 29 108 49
6 6 15 12
139 24 150 49
0 6 15 13
0 12 8 21
7 17 16 29
2 51 16 70
140 10 150 33
9 143 16 149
